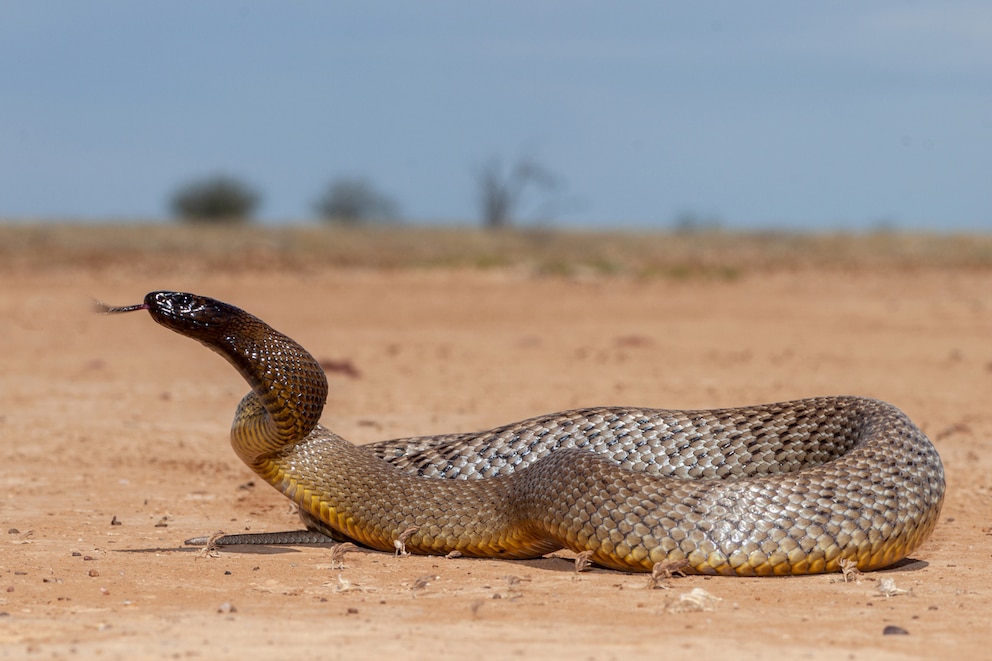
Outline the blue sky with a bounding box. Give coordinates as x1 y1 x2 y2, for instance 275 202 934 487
1 2 989 230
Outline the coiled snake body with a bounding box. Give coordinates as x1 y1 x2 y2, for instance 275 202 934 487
104 291 944 575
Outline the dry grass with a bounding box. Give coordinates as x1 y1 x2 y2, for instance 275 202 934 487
2 222 991 277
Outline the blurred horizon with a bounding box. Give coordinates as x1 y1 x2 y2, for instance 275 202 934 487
3 216 990 238
1 2 989 232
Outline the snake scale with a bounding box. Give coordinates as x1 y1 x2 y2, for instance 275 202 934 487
103 291 944 576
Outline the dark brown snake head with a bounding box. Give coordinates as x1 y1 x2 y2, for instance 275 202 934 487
98 291 247 342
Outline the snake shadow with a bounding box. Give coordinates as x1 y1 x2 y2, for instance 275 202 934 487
111 544 595 569
484 555 930 579
113 542 930 573
504 555 934 576
876 557 930 572
516 556 933 576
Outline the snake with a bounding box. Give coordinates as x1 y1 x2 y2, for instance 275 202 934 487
101 290 945 576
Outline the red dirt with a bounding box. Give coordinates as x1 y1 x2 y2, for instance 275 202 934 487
2 255 990 659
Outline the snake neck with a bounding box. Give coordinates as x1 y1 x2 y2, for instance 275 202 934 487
207 322 328 466
139 291 328 466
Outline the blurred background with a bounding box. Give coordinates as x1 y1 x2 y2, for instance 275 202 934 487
1 1 989 231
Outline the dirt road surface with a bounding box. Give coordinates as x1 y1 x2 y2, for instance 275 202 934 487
2 229 990 659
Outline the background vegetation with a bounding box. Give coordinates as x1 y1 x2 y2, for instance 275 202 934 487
4 223 991 277
169 175 262 223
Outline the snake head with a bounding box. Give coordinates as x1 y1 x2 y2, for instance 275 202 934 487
143 291 243 341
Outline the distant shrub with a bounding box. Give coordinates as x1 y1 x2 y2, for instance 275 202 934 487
313 177 399 224
673 211 723 234
169 175 261 223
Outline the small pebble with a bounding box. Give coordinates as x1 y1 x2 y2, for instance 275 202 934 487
883 625 909 636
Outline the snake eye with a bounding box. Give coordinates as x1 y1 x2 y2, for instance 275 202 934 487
175 293 212 319
144 291 236 329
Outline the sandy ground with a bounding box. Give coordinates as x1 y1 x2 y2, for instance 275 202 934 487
2 248 991 659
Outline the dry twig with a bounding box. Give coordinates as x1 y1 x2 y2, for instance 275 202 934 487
501 575 530 600
648 559 690 589
393 526 420 556
411 574 439 597
195 531 227 559
838 558 862 583
877 577 911 598
329 542 358 569
667 587 721 613
573 550 595 575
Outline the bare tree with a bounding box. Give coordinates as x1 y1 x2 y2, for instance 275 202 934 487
314 177 399 224
475 156 559 229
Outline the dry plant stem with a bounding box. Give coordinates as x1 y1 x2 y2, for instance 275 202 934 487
648 559 690 589
574 550 595 574
329 542 358 569
838 558 862 583
877 578 911 598
394 526 420 556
